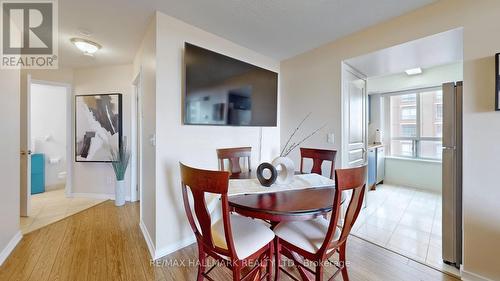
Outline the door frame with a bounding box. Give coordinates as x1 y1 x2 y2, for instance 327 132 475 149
340 62 368 168
20 74 32 217
22 78 73 217
131 69 143 211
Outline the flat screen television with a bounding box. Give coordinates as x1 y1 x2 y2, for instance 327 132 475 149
184 43 278 126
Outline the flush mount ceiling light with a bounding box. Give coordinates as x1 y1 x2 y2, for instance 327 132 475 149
70 38 101 56
405 67 423 76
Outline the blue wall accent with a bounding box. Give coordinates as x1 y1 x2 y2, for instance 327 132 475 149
31 154 45 194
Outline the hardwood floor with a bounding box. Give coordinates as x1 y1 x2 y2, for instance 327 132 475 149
20 188 106 234
0 201 459 281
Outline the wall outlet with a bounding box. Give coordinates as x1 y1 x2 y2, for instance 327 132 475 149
327 133 335 144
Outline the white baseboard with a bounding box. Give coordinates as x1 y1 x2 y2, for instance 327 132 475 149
69 192 131 202
138 220 196 261
461 265 494 281
155 235 196 260
140 220 156 260
0 231 22 266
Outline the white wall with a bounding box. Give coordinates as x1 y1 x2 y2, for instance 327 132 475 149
153 12 280 257
0 69 21 265
133 17 157 252
73 64 133 198
385 157 442 192
25 68 74 85
280 0 500 279
30 83 67 189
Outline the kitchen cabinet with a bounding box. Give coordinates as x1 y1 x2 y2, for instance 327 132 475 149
376 147 385 184
368 145 385 189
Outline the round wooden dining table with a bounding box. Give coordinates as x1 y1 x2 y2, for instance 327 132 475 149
228 186 338 223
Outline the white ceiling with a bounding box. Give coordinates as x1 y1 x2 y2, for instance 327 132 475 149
58 0 437 68
345 28 464 78
58 0 152 68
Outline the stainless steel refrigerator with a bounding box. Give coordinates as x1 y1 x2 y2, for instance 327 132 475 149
442 82 463 268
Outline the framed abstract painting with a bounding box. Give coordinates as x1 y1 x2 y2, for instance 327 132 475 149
75 93 122 162
496 53 500 111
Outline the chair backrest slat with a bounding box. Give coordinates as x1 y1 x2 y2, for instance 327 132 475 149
180 163 236 257
217 147 252 176
300 148 337 179
338 183 365 243
321 165 367 253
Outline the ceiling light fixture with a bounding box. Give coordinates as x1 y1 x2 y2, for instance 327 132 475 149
405 67 423 76
70 38 101 56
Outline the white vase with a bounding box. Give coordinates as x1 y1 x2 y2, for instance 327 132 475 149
272 157 295 184
115 180 126 207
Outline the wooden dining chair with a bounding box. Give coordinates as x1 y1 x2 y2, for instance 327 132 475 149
300 148 337 179
273 165 367 281
180 163 275 281
217 147 252 179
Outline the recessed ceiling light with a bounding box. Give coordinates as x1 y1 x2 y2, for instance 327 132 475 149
405 67 422 75
70 38 101 56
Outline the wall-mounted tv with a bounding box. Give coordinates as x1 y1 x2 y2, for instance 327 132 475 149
184 43 278 126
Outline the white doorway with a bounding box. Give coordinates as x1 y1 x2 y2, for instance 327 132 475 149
340 29 463 277
21 77 74 218
30 81 72 194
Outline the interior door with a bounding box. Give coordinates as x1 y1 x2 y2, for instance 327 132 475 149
342 64 368 168
20 74 32 217
132 71 143 205
135 83 142 202
341 63 368 212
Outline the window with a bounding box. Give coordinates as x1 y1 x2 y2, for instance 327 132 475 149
400 94 416 103
419 140 443 159
401 107 416 120
435 103 443 120
391 140 414 157
435 91 443 103
389 88 443 160
401 124 416 137
435 124 443 137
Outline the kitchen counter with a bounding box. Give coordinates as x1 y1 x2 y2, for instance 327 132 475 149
368 143 384 149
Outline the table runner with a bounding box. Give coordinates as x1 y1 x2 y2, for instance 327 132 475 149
228 173 335 196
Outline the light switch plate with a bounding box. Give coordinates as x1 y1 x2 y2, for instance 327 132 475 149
327 133 335 144
149 134 156 146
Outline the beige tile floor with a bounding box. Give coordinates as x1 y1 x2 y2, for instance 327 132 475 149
20 188 106 234
351 184 460 276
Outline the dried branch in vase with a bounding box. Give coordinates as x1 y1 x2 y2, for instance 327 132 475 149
280 113 326 157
